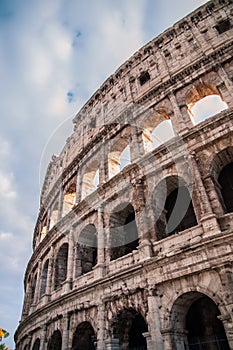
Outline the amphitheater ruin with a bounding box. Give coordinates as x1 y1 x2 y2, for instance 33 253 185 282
15 0 233 349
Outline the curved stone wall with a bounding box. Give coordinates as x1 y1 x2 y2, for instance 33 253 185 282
15 0 233 349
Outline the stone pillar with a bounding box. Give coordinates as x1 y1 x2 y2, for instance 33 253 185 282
99 146 108 185
62 313 70 350
40 325 47 350
203 175 224 216
57 187 64 220
21 282 31 318
218 315 233 350
168 92 188 134
45 245 54 300
146 289 164 350
32 259 42 308
97 303 106 350
95 206 105 278
190 153 220 236
129 125 145 162
217 65 233 100
76 170 82 203
65 228 74 293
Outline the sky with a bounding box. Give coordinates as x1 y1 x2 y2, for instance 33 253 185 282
0 0 208 348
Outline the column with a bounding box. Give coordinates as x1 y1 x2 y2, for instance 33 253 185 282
97 303 105 350
76 170 82 204
129 125 145 162
99 146 108 185
62 313 70 350
45 245 54 300
40 325 47 350
65 228 74 293
190 153 220 236
32 259 42 308
146 288 164 350
57 187 64 220
168 92 188 134
95 206 105 278
203 175 225 216
132 179 153 259
217 65 233 99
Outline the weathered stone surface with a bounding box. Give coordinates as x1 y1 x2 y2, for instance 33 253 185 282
15 1 233 349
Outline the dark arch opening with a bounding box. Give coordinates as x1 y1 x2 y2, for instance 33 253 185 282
110 203 139 261
112 309 148 350
71 322 96 350
47 330 62 350
218 162 233 213
39 259 49 298
186 296 230 349
165 186 197 235
54 243 68 290
76 224 98 276
32 339 40 350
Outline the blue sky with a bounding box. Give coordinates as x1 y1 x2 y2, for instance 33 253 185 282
0 0 208 348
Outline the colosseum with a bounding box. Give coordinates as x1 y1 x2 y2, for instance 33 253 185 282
15 0 233 349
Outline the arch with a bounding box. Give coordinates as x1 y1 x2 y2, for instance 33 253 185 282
210 147 233 213
71 321 96 350
63 182 76 216
32 338 40 350
109 203 139 261
76 224 98 276
218 162 233 213
142 109 175 152
39 259 49 298
81 159 99 199
186 82 228 124
108 137 130 179
111 308 148 349
169 292 230 349
47 330 62 350
152 176 197 239
54 243 68 290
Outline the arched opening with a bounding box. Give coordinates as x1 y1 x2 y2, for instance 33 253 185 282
186 83 228 124
218 162 233 213
71 322 96 350
81 160 99 199
49 201 59 230
152 177 197 239
47 330 62 350
39 259 49 298
108 137 130 179
210 147 233 214
63 182 76 216
112 309 148 350
187 296 230 349
142 109 174 152
110 203 139 261
170 292 230 350
165 186 197 235
32 338 40 350
54 243 68 290
76 224 98 276
151 119 175 149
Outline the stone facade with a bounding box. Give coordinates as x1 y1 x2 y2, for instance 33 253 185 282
15 0 233 349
